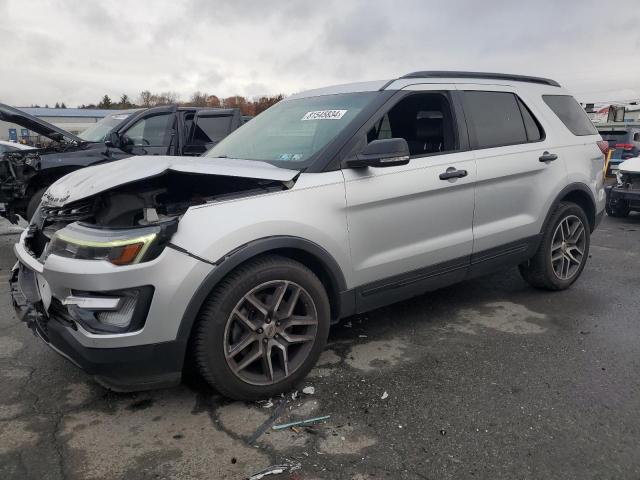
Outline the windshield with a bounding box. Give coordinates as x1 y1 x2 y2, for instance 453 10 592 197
205 92 376 168
79 112 133 142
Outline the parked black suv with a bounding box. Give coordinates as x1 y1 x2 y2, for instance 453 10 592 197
0 104 245 221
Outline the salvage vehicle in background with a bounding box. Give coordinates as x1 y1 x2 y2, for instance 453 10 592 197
0 104 244 221
597 123 640 176
605 157 640 217
10 71 605 400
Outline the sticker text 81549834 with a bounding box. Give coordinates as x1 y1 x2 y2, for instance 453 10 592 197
301 110 347 121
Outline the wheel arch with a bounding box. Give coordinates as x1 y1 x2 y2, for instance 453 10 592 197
543 183 597 233
176 236 351 350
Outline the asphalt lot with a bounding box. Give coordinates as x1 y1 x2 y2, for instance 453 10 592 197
0 213 639 480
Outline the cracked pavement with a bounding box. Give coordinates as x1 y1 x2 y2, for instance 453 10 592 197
0 214 639 479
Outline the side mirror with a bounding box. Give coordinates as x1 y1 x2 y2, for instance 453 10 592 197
346 138 410 168
105 131 121 149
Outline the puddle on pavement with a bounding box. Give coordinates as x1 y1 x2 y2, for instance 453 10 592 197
345 337 410 372
452 301 547 335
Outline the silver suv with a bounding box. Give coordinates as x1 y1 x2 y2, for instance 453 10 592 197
11 71 607 400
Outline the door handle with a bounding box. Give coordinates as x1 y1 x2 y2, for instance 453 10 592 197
539 151 558 162
439 167 468 180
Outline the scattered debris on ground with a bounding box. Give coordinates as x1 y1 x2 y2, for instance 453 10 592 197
247 464 289 480
272 415 331 431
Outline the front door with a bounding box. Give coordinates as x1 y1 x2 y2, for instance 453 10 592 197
118 105 178 156
341 86 476 311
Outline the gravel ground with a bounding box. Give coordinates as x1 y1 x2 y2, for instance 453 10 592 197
0 213 639 480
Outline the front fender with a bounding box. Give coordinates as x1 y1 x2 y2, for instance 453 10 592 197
170 171 352 287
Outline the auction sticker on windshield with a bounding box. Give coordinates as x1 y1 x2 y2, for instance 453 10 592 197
301 110 347 121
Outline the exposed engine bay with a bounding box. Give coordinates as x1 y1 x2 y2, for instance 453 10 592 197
0 151 48 195
0 140 89 222
25 171 292 259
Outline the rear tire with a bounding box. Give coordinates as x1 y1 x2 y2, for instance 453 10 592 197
193 255 330 400
519 202 590 291
26 187 47 221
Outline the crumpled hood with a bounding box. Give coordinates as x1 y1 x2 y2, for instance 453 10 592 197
43 155 300 206
618 157 640 174
0 103 84 144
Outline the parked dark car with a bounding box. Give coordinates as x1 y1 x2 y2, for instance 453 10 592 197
0 104 244 222
596 123 640 176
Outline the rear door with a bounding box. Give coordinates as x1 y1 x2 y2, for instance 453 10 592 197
341 85 476 310
459 86 566 272
117 105 178 156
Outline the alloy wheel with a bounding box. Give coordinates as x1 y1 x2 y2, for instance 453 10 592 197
223 280 318 386
550 214 586 280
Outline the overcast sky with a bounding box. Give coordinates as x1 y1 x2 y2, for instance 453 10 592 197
1 0 639 107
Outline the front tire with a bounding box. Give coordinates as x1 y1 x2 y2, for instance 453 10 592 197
519 202 590 291
193 255 330 400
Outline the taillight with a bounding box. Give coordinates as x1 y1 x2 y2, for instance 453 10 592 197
596 140 609 155
614 143 634 150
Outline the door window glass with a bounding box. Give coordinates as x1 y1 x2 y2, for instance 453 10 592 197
367 93 458 156
124 113 173 146
462 91 527 148
517 97 544 142
190 115 233 145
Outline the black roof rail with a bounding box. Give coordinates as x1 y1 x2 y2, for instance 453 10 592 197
398 71 561 87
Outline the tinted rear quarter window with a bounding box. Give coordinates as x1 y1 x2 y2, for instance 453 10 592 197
543 95 597 136
462 91 527 148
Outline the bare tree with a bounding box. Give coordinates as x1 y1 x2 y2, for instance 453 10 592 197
155 91 179 105
139 90 153 107
189 91 209 107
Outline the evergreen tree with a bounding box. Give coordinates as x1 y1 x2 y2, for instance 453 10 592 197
98 95 112 109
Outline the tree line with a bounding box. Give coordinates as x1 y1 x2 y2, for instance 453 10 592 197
77 91 285 116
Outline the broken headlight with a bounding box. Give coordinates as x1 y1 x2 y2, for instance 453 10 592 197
46 221 177 265
616 170 624 185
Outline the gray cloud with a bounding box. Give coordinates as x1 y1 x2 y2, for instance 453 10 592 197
0 0 638 107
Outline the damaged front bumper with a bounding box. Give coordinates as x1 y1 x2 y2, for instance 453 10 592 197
605 183 640 210
10 232 214 391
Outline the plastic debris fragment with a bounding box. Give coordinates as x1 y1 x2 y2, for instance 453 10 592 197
272 415 331 431
248 465 289 480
